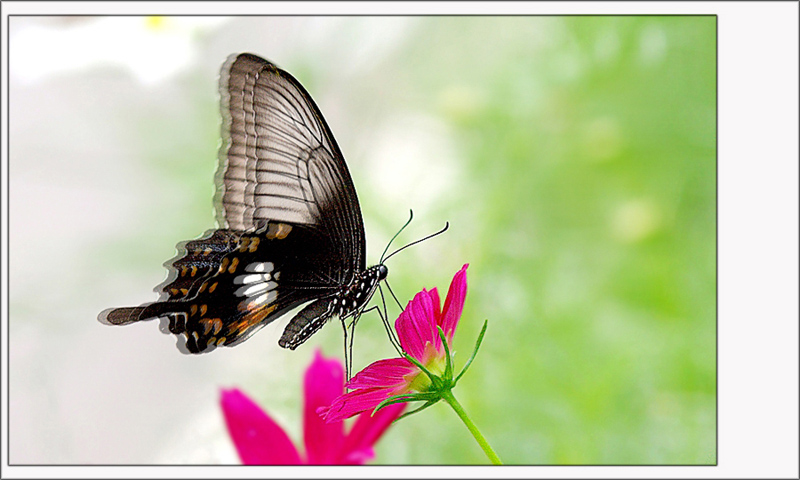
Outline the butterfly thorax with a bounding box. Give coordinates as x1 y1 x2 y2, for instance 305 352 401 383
277 263 387 350
332 264 388 319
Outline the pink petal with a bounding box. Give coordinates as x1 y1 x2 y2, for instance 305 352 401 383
338 402 406 463
396 290 437 360
220 388 302 465
346 357 415 390
395 307 423 359
440 264 469 342
303 350 345 464
414 290 437 341
429 287 442 324
339 447 375 465
319 386 398 423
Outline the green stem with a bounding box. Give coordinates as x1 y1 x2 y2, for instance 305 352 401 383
440 389 502 465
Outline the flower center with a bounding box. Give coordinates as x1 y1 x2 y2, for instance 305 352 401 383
403 341 449 393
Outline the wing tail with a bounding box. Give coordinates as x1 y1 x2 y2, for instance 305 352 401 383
98 302 187 326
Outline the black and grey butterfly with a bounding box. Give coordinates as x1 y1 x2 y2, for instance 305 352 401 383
100 53 397 355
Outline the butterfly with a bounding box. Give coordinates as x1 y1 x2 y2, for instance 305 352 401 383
100 53 392 355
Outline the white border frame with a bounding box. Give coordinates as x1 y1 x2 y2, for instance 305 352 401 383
2 2 798 478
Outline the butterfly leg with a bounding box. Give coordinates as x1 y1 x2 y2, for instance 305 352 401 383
377 287 403 355
342 304 377 382
340 318 354 382
384 280 404 311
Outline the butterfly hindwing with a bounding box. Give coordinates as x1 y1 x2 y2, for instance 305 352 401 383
160 229 241 301
162 221 349 352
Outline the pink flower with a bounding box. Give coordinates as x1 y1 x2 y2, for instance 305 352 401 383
320 264 470 422
220 350 405 464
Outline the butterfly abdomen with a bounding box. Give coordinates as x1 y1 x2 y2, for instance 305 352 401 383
278 296 335 349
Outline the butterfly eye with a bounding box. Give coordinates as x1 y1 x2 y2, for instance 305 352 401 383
378 264 388 280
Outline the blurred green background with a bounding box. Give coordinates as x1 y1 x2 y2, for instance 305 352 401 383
9 16 715 464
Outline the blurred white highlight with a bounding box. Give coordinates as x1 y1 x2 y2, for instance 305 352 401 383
10 17 228 85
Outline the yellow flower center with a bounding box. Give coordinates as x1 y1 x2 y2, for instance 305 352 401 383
403 341 449 392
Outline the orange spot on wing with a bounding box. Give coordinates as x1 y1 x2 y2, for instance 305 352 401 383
277 224 291 239
265 222 292 240
228 257 239 273
200 317 222 336
230 304 277 336
218 258 229 273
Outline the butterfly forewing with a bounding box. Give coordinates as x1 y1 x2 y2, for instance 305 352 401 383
217 53 365 276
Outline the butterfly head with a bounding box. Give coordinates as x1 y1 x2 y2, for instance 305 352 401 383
377 264 388 281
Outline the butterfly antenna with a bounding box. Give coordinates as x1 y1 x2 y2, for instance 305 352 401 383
382 221 449 263
379 210 414 263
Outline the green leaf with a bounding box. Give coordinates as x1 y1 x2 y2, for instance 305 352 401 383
454 320 488 385
374 392 440 414
437 325 454 383
393 399 441 422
